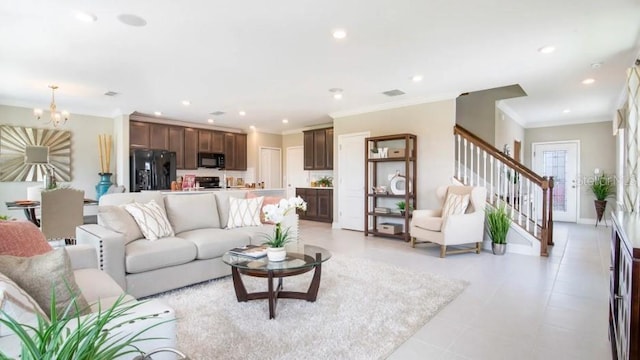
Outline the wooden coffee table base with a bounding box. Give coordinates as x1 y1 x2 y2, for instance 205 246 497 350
230 253 322 319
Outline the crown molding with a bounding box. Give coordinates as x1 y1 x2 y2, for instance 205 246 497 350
525 117 611 129
496 100 527 127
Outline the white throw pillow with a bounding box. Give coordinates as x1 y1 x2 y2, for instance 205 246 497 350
441 192 470 219
124 200 175 240
98 205 144 244
227 196 264 229
0 272 48 336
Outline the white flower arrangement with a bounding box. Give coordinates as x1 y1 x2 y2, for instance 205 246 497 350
262 196 307 248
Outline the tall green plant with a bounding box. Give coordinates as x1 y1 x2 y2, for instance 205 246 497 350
590 173 615 201
487 205 511 245
0 293 169 360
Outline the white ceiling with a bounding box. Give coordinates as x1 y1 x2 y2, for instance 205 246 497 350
1 0 639 133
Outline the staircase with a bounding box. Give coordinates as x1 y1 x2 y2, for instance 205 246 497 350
454 125 554 256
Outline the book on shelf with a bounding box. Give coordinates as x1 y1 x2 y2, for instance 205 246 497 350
228 245 268 258
374 207 391 213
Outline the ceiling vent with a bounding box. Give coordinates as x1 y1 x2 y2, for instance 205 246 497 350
104 91 119 96
382 89 405 97
209 111 225 116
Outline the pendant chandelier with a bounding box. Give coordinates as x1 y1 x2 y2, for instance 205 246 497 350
33 85 70 127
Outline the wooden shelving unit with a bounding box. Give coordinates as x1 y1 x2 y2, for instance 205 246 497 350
364 134 417 242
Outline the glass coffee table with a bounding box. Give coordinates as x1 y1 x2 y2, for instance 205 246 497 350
222 244 331 319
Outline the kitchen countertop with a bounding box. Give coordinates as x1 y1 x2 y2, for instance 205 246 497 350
153 188 287 194
296 186 333 190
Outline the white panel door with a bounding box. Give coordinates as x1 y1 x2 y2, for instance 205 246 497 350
286 146 307 199
338 132 369 231
532 141 579 222
259 147 281 189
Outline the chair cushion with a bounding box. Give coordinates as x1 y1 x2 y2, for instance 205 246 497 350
125 200 175 241
98 205 144 244
0 272 48 336
0 249 90 318
178 228 252 259
414 216 443 232
125 237 197 273
226 196 263 229
442 192 470 218
0 220 52 256
164 193 220 233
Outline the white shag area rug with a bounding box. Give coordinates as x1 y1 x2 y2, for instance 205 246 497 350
155 256 467 360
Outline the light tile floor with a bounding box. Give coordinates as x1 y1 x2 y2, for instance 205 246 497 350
299 220 611 360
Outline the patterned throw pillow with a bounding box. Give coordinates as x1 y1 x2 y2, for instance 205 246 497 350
0 249 90 318
246 193 282 224
124 200 175 241
227 196 264 229
0 272 48 336
442 192 470 219
0 220 52 257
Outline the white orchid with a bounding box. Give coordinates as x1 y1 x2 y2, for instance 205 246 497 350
262 196 307 248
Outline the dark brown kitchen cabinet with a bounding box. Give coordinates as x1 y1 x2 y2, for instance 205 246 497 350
130 121 150 149
303 127 333 170
168 126 184 169
198 130 224 153
149 123 169 150
184 128 198 170
224 133 247 171
296 188 332 223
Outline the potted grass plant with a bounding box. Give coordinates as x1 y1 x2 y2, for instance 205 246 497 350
591 172 615 226
487 205 511 255
396 200 413 216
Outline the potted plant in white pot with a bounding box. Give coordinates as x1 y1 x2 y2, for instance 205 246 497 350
487 205 511 255
590 172 615 226
262 196 307 261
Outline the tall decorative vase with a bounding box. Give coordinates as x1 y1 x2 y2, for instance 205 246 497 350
595 200 607 227
95 173 113 200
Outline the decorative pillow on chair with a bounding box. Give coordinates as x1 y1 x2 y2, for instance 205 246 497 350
98 205 144 244
0 272 48 336
124 200 175 241
227 196 264 229
0 220 52 257
246 193 282 224
442 192 470 219
0 249 90 318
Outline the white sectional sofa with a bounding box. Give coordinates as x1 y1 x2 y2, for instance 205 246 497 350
76 190 293 298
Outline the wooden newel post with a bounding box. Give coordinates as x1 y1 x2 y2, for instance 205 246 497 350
540 176 549 257
547 176 554 246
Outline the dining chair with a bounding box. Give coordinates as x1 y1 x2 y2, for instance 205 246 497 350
40 188 85 244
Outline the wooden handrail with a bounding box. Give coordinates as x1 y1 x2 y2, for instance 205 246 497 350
454 124 547 187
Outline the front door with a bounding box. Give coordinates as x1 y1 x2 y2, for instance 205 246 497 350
532 141 579 222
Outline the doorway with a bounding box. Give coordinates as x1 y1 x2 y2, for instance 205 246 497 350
286 146 307 199
338 131 369 231
259 147 282 189
532 141 579 222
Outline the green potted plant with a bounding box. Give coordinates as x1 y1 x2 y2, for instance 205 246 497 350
262 196 307 261
591 172 615 226
396 200 413 216
486 205 511 255
317 176 333 187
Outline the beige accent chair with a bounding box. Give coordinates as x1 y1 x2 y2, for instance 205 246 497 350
40 188 84 242
410 185 487 257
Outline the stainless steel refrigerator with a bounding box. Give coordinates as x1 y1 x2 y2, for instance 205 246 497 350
130 149 177 191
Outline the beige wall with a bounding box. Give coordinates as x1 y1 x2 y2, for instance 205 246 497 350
495 108 525 161
333 99 457 220
524 121 615 220
0 104 114 216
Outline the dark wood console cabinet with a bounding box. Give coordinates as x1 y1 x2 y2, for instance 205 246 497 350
610 212 640 360
296 188 332 223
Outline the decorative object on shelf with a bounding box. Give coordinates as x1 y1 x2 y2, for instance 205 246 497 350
389 171 412 195
373 186 388 194
370 147 379 159
396 200 413 216
590 169 615 227
33 85 70 127
96 134 113 200
317 176 333 187
487 205 511 255
262 196 307 261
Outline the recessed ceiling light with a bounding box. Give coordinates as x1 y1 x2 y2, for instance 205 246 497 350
181 100 191 106
538 45 555 54
239 111 246 116
333 93 343 100
117 14 147 27
75 11 97 23
207 119 214 123
411 75 423 82
582 78 595 85
249 125 256 130
591 62 602 69
332 29 347 39
282 119 289 124
153 111 162 116
329 88 343 99
563 109 571 114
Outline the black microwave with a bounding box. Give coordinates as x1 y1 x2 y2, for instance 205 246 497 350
198 152 225 168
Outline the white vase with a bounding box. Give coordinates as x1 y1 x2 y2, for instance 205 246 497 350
267 247 286 261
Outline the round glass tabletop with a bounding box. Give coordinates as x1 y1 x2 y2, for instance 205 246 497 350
222 243 331 272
